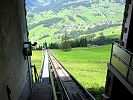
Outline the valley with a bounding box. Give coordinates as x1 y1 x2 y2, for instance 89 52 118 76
26 0 125 45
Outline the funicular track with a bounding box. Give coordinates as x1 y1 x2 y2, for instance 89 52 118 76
48 50 95 100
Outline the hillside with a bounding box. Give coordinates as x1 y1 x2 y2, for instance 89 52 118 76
26 0 125 45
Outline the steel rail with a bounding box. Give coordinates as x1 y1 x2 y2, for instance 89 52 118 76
50 53 86 100
48 50 96 100
48 53 70 100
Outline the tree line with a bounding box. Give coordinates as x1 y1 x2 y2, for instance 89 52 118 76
48 38 88 50
33 36 118 51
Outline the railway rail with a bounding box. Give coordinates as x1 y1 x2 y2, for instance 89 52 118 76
48 50 95 100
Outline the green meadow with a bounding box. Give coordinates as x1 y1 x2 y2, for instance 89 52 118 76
51 45 111 99
31 45 111 99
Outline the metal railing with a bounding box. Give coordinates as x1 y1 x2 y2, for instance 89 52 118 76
31 65 40 82
48 60 58 100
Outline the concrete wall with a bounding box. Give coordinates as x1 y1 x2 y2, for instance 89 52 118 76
0 0 31 100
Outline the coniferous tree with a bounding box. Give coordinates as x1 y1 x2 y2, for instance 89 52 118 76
60 31 71 51
79 38 87 47
48 42 59 49
44 42 47 49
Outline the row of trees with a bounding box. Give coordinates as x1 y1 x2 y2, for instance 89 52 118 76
88 35 119 45
70 38 87 48
33 36 118 50
34 37 117 50
48 36 118 50
49 43 59 49
34 31 118 51
48 38 88 50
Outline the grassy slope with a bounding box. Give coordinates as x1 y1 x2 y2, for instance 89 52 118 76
27 1 124 44
51 45 111 99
